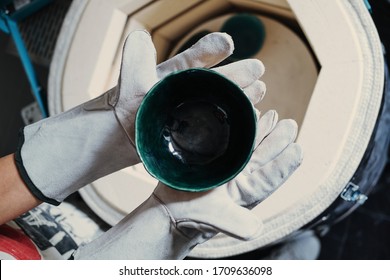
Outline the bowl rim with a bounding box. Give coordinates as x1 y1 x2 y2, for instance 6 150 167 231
135 67 257 192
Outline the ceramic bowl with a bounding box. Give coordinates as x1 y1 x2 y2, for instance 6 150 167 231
135 68 256 191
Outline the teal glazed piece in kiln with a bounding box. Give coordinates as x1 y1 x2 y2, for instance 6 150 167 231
221 13 265 60
135 68 256 192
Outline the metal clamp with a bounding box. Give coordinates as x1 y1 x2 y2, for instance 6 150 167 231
340 182 368 205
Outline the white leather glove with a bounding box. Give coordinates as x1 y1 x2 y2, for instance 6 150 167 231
73 110 303 260
15 30 266 205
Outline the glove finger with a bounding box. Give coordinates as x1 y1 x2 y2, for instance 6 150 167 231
251 143 303 197
243 80 266 105
247 119 298 173
156 32 234 79
155 184 263 240
236 143 303 208
255 110 278 148
119 31 158 95
242 110 278 175
212 59 265 88
254 107 261 122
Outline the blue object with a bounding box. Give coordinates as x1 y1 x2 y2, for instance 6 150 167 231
363 0 372 13
0 0 53 118
220 13 265 60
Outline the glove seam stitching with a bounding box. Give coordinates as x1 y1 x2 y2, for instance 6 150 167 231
152 194 195 240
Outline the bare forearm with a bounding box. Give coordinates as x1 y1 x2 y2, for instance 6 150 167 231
0 154 41 225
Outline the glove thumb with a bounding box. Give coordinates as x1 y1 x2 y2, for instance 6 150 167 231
205 200 263 240
154 184 263 241
118 30 158 96
175 198 263 241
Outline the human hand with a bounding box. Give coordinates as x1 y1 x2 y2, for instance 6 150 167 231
73 110 303 260
95 30 267 154
16 30 265 205
152 110 302 242
72 33 301 259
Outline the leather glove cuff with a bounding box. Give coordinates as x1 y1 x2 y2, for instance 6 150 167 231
15 129 61 205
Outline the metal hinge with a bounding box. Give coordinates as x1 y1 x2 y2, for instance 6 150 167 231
340 182 368 205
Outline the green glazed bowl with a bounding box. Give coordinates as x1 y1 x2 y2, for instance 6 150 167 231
135 68 256 192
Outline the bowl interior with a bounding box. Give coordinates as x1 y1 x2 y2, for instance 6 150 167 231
136 68 256 191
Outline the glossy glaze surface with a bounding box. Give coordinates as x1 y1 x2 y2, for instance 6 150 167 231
136 69 256 191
